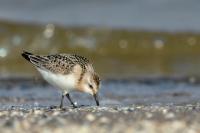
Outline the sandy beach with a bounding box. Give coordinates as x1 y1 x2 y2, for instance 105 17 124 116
0 78 199 133
1 104 200 133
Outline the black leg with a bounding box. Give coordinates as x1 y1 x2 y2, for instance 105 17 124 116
66 93 77 108
59 94 64 108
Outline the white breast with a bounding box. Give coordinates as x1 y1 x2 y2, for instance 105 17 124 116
37 68 76 93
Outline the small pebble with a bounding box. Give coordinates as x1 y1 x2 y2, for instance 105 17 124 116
10 111 20 117
165 112 175 119
52 111 60 116
162 109 168 114
86 114 96 122
128 108 134 112
34 110 44 115
146 112 153 118
99 117 110 124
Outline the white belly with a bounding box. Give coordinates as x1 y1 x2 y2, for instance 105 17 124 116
37 68 76 93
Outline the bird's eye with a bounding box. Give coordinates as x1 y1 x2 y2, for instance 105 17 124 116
89 84 93 89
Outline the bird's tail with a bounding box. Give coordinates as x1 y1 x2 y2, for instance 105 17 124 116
21 51 33 62
21 50 49 68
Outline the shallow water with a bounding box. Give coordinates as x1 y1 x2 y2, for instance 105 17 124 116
1 21 200 78
0 78 200 110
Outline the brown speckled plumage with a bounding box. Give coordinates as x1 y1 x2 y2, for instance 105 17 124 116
93 73 100 86
21 51 100 85
46 54 89 74
22 52 90 75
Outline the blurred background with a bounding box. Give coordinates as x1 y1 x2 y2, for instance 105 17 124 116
0 0 200 79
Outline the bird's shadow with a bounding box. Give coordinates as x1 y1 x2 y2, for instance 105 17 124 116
49 104 92 110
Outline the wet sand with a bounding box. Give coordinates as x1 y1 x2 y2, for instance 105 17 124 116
1 104 200 133
0 78 200 132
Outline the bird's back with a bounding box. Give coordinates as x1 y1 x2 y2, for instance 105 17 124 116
22 51 90 74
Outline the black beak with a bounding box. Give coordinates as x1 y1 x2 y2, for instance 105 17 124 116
93 93 99 106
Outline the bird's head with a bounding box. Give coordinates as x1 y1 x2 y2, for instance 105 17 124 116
78 71 100 106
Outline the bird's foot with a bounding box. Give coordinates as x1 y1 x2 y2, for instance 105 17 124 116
49 105 58 109
72 104 78 108
49 105 65 110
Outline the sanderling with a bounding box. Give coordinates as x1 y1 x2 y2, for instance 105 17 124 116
22 51 100 108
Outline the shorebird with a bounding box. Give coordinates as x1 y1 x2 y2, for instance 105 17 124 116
21 51 100 108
